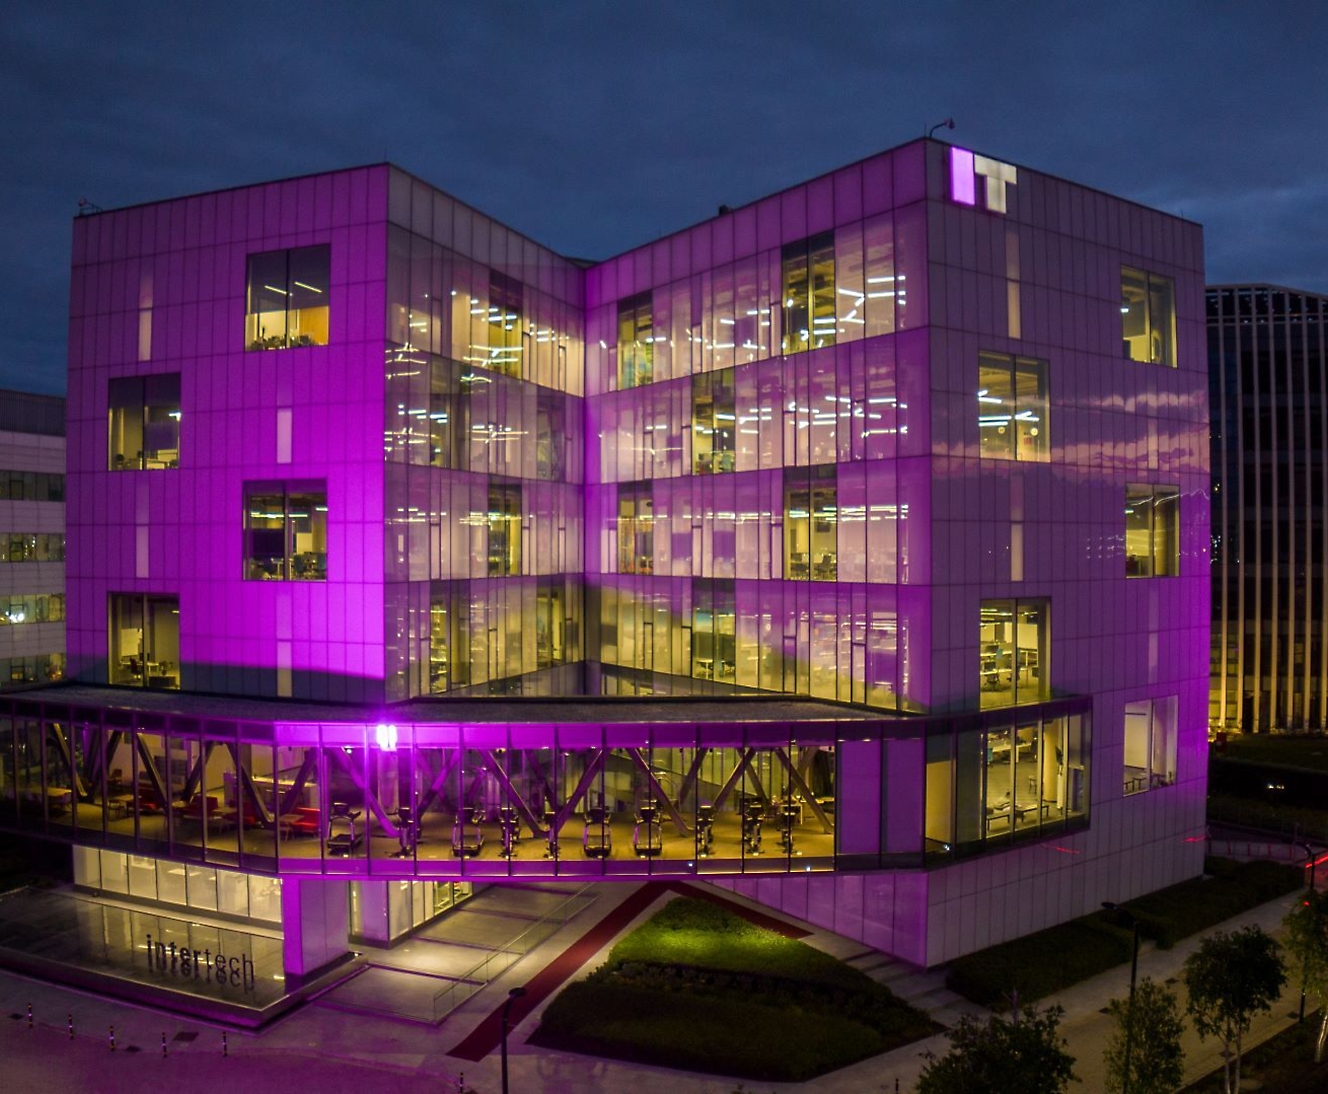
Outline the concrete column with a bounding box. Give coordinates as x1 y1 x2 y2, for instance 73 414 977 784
356 880 392 945
281 877 350 978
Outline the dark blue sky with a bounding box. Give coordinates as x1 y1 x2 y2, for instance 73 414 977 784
2 1 1325 395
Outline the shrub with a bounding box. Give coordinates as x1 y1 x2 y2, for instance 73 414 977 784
946 859 1302 1005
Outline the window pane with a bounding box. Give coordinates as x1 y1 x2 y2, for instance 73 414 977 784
1148 274 1175 366
288 245 330 347
143 373 181 468
1013 357 1048 461
1120 267 1148 362
108 377 145 470
246 492 287 579
808 232 837 350
288 492 328 580
978 353 1015 459
1153 488 1179 575
246 250 290 350
781 239 810 354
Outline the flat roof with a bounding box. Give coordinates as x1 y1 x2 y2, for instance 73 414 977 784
12 683 884 726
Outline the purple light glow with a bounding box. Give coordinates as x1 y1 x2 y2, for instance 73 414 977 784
949 147 976 205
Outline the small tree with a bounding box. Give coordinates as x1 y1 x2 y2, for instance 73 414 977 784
916 1003 1077 1094
1284 887 1328 1062
1183 925 1287 1094
1102 976 1185 1094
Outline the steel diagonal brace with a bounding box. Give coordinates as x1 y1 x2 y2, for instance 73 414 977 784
713 748 766 811
46 722 86 800
774 747 833 833
414 750 462 817
675 748 710 812
225 743 273 828
627 749 690 835
278 749 318 815
479 751 543 835
328 747 398 837
553 750 606 831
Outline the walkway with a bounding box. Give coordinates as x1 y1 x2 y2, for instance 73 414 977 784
0 877 1315 1091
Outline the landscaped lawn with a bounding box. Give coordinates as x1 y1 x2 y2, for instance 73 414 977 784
1222 735 1328 772
945 857 1303 1006
532 896 938 1082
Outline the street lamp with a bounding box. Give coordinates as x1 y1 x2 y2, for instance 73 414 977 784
1299 841 1318 1022
1103 902 1140 1094
501 985 528 1094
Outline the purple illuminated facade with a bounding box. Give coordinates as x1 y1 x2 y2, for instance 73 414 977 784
0 139 1208 998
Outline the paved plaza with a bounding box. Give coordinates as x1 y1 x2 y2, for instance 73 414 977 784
0 878 1312 1092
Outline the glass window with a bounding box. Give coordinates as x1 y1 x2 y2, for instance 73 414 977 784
617 292 654 389
692 579 736 682
781 232 836 354
784 466 837 581
108 593 179 689
978 352 1047 460
980 599 1048 708
0 594 64 626
692 370 736 474
1120 266 1176 366
1124 485 1179 577
109 374 181 470
244 484 327 581
487 483 521 576
617 483 653 575
486 270 523 378
1123 696 1177 793
245 245 330 351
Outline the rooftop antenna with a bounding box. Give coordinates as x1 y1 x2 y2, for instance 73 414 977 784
927 118 956 139
76 198 103 216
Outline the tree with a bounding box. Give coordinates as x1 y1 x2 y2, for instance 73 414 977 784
1284 887 1328 1062
916 1003 1077 1094
1182 925 1287 1094
1102 976 1185 1094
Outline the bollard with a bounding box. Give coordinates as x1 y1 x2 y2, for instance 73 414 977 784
26 1004 32 1029
109 1025 116 1052
161 1031 168 1057
221 1031 228 1057
458 1073 465 1094
67 1013 73 1040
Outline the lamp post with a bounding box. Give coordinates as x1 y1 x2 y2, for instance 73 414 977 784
500 986 527 1094
1300 841 1317 1022
1103 902 1140 1094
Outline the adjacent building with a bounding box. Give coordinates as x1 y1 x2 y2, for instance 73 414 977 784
0 389 65 689
1209 285 1328 734
0 140 1209 1019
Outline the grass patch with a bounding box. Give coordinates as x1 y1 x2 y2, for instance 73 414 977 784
946 857 1303 1007
1221 735 1328 772
1182 1014 1328 1093
532 897 937 1082
1208 791 1328 842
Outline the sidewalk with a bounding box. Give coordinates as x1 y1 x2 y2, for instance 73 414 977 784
0 878 1313 1092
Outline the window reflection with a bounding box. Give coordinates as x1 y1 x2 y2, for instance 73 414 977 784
977 352 1047 461
1124 485 1179 577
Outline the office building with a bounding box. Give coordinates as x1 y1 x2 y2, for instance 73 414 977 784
0 390 65 689
0 140 1209 1020
1209 284 1328 733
